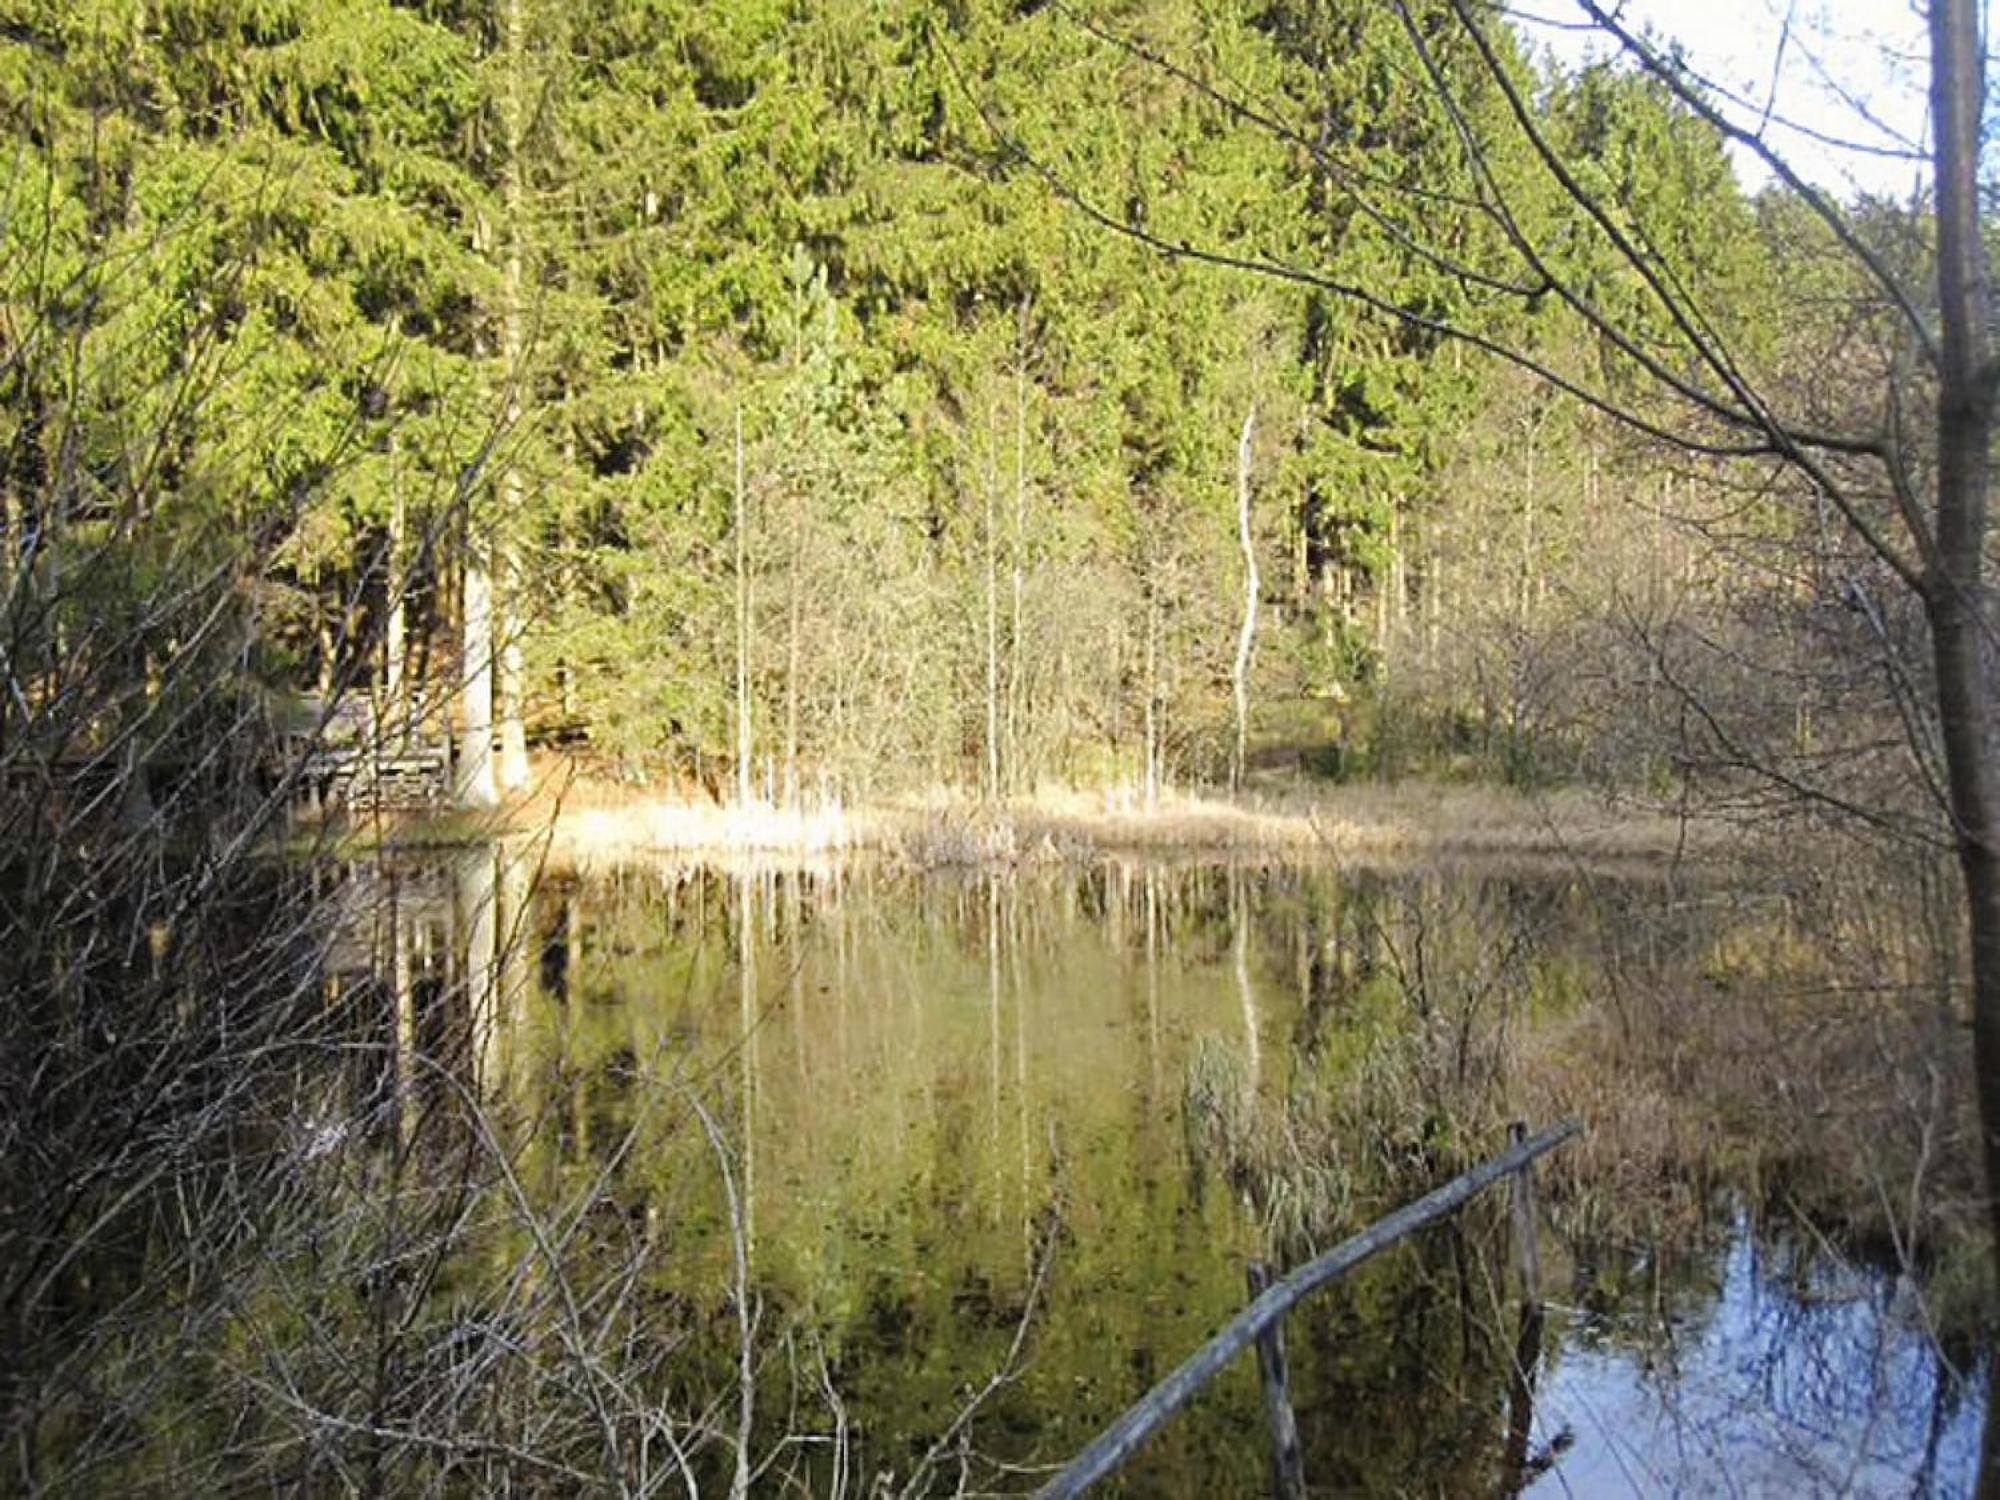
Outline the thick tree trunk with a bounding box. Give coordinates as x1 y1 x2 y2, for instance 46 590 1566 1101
1923 4 2000 1489
1928 0 1999 1267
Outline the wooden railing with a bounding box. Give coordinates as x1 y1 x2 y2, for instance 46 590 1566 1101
1038 1119 1582 1499
290 739 450 810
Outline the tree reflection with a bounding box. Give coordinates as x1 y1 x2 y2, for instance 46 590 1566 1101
30 848 1971 1493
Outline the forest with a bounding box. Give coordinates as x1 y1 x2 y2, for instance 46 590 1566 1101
4 0 1996 1493
2 0 1859 807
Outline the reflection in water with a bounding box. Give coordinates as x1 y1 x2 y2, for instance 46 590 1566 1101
1531 1219 1984 1496
739 868 757 1264
315 850 1983 1496
1232 868 1262 1102
1502 1122 1548 1498
458 843 497 1096
1503 1301 1546 1495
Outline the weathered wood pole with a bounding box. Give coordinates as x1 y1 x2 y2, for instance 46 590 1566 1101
1500 1120 1546 1495
1246 1260 1305 1500
1038 1121 1581 1499
1507 1120 1542 1305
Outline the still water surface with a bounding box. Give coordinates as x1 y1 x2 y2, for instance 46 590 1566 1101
340 848 1983 1495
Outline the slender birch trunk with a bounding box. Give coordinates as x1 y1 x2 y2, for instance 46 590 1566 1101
383 436 406 744
784 549 799 810
1231 401 1258 792
1142 578 1161 814
1007 312 1030 798
493 0 530 792
457 529 498 808
735 406 754 807
984 407 1000 802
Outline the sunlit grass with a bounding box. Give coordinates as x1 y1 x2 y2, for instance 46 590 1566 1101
536 772 1716 869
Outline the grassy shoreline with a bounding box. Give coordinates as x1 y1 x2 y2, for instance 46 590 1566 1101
371 765 1724 871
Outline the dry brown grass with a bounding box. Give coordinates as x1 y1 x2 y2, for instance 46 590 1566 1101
524 770 1720 872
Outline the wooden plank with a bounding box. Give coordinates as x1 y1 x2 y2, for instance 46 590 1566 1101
1036 1120 1582 1500
1246 1260 1305 1500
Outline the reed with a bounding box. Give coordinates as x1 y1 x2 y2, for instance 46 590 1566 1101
526 772 1715 870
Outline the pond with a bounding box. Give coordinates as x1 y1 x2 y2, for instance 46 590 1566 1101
302 845 1983 1495
15 842 1985 1494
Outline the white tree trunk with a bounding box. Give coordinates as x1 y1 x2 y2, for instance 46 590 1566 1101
1231 402 1258 792
1007 316 1030 798
383 439 407 743
734 406 754 807
457 551 499 808
984 414 1000 802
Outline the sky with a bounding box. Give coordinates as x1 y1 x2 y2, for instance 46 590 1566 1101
1514 0 1946 199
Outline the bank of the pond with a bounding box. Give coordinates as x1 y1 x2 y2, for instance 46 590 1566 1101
397 765 1725 869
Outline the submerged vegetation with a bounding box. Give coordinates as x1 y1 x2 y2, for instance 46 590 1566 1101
2 0 1994 1491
